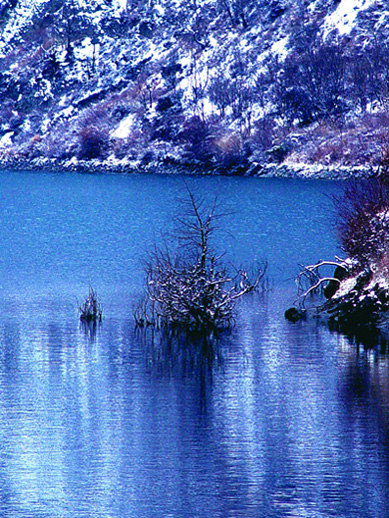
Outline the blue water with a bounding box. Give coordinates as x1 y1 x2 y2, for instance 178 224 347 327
0 169 388 517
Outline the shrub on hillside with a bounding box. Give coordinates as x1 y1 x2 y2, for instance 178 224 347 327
178 116 214 164
77 126 108 160
335 150 389 267
276 43 346 125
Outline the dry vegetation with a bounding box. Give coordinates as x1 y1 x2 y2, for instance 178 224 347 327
134 188 266 333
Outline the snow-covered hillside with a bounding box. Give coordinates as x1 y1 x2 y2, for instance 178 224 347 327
0 0 389 174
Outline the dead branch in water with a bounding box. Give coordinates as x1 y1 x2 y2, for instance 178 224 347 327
295 258 349 309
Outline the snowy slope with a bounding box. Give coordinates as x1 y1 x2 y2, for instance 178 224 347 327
0 0 50 56
322 0 376 37
0 0 388 172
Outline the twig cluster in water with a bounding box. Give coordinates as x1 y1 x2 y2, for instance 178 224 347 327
78 286 103 322
286 148 389 333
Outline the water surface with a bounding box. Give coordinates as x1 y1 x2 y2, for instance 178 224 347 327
0 170 388 517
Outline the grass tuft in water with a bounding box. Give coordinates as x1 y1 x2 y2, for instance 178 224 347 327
78 286 103 322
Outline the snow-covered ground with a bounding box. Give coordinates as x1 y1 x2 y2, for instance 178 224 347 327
0 0 49 56
322 0 376 36
0 0 388 173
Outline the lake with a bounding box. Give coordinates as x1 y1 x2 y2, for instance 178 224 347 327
0 169 388 517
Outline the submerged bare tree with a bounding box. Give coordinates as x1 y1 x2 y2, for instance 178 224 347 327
135 188 266 332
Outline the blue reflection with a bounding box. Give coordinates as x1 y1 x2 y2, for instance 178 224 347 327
0 171 386 517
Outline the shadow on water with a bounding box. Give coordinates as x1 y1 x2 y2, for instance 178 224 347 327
79 318 102 341
328 319 389 353
334 334 389 465
134 325 234 396
2 293 389 517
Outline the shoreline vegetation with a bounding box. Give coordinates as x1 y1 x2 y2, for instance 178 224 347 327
286 159 389 347
0 155 375 180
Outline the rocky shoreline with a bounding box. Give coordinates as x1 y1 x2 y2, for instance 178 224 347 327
0 155 375 180
286 266 389 347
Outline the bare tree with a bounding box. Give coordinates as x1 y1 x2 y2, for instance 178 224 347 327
217 0 256 28
134 188 266 332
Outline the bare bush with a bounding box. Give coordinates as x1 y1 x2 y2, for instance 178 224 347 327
276 43 346 125
134 188 266 332
79 287 103 322
336 159 389 266
77 126 108 160
288 149 389 318
178 116 214 163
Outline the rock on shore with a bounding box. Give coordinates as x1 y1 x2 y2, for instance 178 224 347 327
286 265 389 346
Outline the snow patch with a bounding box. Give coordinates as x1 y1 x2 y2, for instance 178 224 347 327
58 95 68 108
61 106 75 118
37 79 53 101
74 38 100 61
154 4 165 16
201 98 216 117
41 118 51 133
113 0 127 11
323 0 375 37
22 120 31 133
0 132 14 148
112 114 136 139
271 37 289 59
334 276 358 299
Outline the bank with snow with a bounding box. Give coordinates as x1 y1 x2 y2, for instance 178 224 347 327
0 153 375 180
